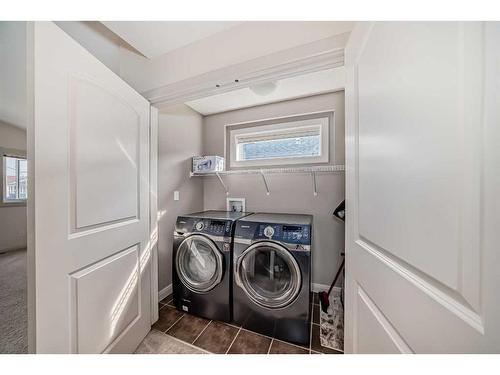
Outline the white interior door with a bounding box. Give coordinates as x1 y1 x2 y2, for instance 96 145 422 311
345 22 500 353
28 22 153 353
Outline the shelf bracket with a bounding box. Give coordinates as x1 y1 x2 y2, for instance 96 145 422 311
215 172 229 196
260 170 270 195
311 171 318 196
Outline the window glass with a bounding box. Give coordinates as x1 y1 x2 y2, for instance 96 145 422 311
237 131 321 161
3 156 27 202
228 114 330 168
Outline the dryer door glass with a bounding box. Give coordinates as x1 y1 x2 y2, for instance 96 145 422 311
236 242 301 309
176 235 224 293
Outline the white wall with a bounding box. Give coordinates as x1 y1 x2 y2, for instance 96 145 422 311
0 121 27 252
202 92 345 286
157 105 204 291
0 23 27 252
0 21 26 129
120 21 354 93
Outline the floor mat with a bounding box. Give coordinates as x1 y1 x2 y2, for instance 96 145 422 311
319 289 344 352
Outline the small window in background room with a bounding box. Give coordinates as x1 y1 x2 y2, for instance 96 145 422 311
3 156 27 203
228 113 331 168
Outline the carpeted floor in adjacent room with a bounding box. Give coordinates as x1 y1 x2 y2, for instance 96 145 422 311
0 248 28 354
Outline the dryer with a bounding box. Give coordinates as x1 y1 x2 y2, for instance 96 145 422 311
172 210 250 322
232 213 312 345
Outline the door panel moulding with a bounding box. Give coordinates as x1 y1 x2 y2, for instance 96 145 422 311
143 33 349 107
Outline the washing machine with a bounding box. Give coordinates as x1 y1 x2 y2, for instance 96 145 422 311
232 213 312 345
172 210 250 322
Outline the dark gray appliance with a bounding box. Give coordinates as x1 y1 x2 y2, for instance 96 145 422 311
172 210 250 322
232 213 312 345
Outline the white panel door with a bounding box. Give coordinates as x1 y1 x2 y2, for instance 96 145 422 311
344 22 500 353
28 22 153 353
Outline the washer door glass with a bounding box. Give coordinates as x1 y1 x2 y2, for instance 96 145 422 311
236 242 301 309
176 235 224 293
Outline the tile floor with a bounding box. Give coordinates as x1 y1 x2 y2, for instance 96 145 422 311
136 293 342 354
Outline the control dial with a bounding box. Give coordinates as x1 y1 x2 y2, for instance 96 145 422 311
263 226 275 238
195 221 205 231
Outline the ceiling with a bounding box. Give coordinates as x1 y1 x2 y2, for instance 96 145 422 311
185 67 345 116
102 21 241 59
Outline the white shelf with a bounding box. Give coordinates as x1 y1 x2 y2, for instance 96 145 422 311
189 164 345 177
190 165 344 196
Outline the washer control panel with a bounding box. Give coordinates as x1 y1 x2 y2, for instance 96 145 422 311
194 219 232 236
176 217 233 239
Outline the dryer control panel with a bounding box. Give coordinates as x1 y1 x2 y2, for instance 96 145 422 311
255 223 311 245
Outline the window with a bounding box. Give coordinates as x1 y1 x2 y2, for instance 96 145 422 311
3 156 27 203
228 113 331 168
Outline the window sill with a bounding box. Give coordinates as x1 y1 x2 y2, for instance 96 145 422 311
0 201 27 208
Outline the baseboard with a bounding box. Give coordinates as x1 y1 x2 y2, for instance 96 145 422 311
158 284 172 301
0 245 27 253
312 283 342 293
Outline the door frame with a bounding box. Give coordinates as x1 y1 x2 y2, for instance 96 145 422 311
149 106 159 325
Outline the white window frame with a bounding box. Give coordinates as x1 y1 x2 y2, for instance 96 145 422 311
1 149 27 206
228 114 330 168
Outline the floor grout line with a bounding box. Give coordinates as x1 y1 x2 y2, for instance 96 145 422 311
192 320 212 345
225 327 242 354
159 303 170 311
233 325 310 352
225 322 241 329
164 314 185 333
267 338 274 354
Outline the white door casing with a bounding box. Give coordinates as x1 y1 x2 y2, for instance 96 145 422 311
345 22 500 353
28 22 153 353
149 106 159 325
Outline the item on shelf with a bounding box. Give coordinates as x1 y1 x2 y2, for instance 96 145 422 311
192 155 225 174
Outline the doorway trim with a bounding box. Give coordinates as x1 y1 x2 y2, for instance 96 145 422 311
143 33 348 108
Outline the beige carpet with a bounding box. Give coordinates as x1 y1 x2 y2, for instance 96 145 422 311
0 248 28 354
